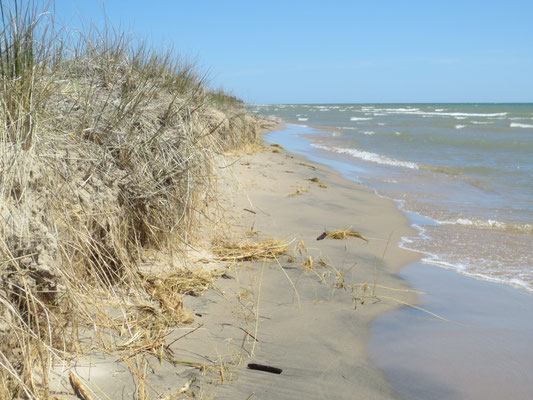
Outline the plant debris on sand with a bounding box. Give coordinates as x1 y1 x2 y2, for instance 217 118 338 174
212 238 288 261
319 229 368 242
0 1 265 397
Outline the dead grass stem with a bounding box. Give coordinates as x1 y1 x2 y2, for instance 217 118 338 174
212 238 288 262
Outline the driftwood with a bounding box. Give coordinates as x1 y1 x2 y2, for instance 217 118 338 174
316 232 327 240
247 363 282 374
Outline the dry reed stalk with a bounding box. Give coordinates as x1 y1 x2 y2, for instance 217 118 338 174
212 238 288 262
69 372 92 400
296 162 316 170
160 376 196 400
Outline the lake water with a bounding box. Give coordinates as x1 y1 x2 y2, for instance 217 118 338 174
249 103 533 293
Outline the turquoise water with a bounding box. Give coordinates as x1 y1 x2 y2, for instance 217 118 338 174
248 104 533 292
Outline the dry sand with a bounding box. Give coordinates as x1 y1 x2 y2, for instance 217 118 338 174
50 134 421 399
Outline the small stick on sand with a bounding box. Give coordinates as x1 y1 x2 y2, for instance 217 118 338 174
247 363 282 374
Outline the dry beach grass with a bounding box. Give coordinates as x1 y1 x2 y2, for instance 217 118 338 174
0 1 268 398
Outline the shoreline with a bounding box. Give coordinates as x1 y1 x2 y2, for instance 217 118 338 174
259 123 533 399
250 101 533 295
269 121 533 293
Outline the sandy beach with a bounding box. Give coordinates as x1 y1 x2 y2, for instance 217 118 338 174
47 124 533 400
47 124 421 399
196 130 420 399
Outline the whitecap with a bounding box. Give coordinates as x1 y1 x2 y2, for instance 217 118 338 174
385 110 507 117
455 125 466 129
382 108 421 112
362 131 375 135
298 117 309 121
510 122 533 128
311 143 419 169
350 117 373 121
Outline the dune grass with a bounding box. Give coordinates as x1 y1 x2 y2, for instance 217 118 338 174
0 1 263 398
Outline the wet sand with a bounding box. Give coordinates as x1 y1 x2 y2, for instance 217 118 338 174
371 261 533 400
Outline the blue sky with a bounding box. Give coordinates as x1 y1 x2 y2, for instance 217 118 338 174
55 0 533 104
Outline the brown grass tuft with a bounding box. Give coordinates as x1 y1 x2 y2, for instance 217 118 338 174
324 229 368 242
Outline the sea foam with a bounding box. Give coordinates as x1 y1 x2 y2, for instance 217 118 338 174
350 117 372 121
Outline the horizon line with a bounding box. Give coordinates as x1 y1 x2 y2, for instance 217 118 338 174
247 102 533 106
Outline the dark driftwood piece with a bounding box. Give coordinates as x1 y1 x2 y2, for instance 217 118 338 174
247 363 283 374
316 232 327 241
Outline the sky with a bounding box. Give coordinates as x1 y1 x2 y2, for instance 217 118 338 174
54 0 533 104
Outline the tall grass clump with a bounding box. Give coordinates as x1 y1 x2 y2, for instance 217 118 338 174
0 1 263 398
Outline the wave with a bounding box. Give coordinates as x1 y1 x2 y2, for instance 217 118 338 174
311 143 419 169
399 225 533 293
438 218 533 233
455 125 466 129
298 117 309 121
350 117 373 121
511 122 533 128
421 164 501 176
471 121 493 124
362 131 375 135
382 109 508 117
